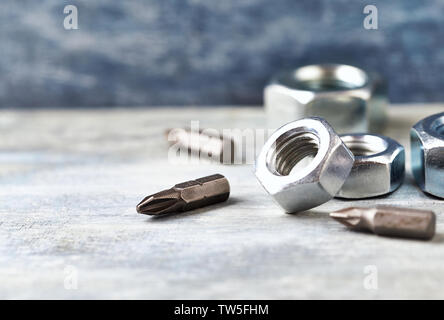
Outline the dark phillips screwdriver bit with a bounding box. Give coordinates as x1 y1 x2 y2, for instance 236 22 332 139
136 174 230 216
330 206 436 240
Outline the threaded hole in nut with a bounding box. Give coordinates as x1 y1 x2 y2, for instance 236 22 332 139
296 79 358 91
342 135 388 156
431 116 444 137
279 64 368 92
266 129 320 176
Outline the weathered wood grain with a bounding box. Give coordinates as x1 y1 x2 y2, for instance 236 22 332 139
0 105 443 299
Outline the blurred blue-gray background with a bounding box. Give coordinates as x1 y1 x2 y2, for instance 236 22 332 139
1 0 443 108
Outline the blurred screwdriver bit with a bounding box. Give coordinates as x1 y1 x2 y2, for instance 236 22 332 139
330 206 435 240
137 174 230 216
166 128 235 164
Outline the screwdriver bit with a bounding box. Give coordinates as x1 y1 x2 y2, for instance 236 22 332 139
330 206 436 240
166 128 235 164
136 174 230 216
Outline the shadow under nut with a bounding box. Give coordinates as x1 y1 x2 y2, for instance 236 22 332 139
336 134 405 199
411 112 444 198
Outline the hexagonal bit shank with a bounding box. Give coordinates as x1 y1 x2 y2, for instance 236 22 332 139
136 174 230 215
330 206 435 240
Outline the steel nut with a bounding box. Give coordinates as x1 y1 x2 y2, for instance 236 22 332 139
336 134 405 199
411 112 444 198
255 117 354 213
264 64 387 133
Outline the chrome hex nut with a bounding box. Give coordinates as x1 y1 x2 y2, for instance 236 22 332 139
411 112 444 198
264 64 387 133
336 134 405 199
255 117 354 213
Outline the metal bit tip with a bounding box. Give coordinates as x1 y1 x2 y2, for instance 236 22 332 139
136 189 183 215
329 207 364 228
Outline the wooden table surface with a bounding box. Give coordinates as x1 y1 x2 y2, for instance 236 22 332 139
0 105 443 299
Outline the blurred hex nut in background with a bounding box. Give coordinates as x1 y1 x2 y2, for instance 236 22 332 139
255 117 354 213
336 134 405 199
264 64 387 133
411 112 444 198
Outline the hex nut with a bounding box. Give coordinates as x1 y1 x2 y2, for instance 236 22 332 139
411 112 444 198
335 134 405 199
255 117 354 213
264 64 387 133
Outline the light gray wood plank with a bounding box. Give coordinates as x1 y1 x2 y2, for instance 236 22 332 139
0 105 443 299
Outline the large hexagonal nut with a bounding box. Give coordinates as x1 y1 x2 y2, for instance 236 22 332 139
336 134 405 199
255 117 354 213
411 112 444 198
264 64 387 133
